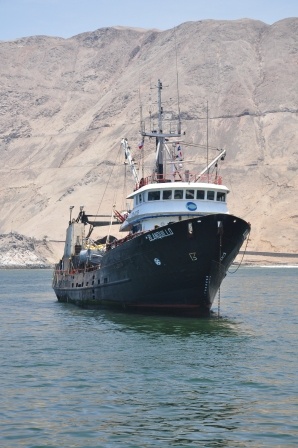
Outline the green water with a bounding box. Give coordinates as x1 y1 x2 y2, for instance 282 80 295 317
0 267 297 447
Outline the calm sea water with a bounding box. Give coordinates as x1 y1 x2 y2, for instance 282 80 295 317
0 267 297 448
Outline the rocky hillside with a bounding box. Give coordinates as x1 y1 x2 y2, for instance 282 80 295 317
0 233 54 268
0 19 297 263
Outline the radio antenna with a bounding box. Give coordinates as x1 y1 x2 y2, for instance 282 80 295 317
174 27 181 134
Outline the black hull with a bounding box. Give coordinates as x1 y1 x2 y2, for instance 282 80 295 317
53 214 250 317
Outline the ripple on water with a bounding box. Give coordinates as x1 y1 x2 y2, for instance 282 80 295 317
0 268 297 447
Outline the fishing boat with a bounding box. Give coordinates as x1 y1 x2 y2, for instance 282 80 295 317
52 80 250 316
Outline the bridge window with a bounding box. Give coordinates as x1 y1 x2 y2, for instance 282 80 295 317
174 189 183 199
148 191 161 201
132 223 142 233
186 189 195 199
136 193 143 205
163 190 172 200
196 190 205 200
216 192 226 202
207 191 215 200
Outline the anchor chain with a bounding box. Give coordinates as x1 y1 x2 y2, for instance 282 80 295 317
218 224 223 319
218 284 221 319
228 230 251 274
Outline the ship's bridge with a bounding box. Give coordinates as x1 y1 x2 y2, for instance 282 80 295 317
120 182 229 232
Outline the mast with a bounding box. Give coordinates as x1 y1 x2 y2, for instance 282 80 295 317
206 100 209 182
138 83 145 179
156 79 164 180
141 79 182 182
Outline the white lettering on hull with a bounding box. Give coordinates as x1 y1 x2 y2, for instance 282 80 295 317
145 228 174 242
189 252 197 261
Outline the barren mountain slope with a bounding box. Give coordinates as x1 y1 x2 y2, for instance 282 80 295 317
0 19 297 260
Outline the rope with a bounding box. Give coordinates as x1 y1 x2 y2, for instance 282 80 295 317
107 144 129 241
94 143 123 218
228 230 251 274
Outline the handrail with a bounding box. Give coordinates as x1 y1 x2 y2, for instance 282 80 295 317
135 173 222 190
54 265 100 275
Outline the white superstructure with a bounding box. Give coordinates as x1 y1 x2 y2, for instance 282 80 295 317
120 182 229 232
120 79 229 234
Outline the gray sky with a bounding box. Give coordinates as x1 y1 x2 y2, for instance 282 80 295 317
1 0 298 41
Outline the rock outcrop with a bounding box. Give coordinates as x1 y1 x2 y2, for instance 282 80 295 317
0 233 54 268
0 19 297 263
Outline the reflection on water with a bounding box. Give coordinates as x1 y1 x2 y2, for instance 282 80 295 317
0 268 297 447
85 307 240 337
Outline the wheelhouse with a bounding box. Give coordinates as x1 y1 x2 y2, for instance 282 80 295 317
120 182 230 232
133 184 228 206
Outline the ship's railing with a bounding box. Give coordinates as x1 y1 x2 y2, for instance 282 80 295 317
107 231 144 249
54 264 100 275
135 172 222 190
53 233 143 282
